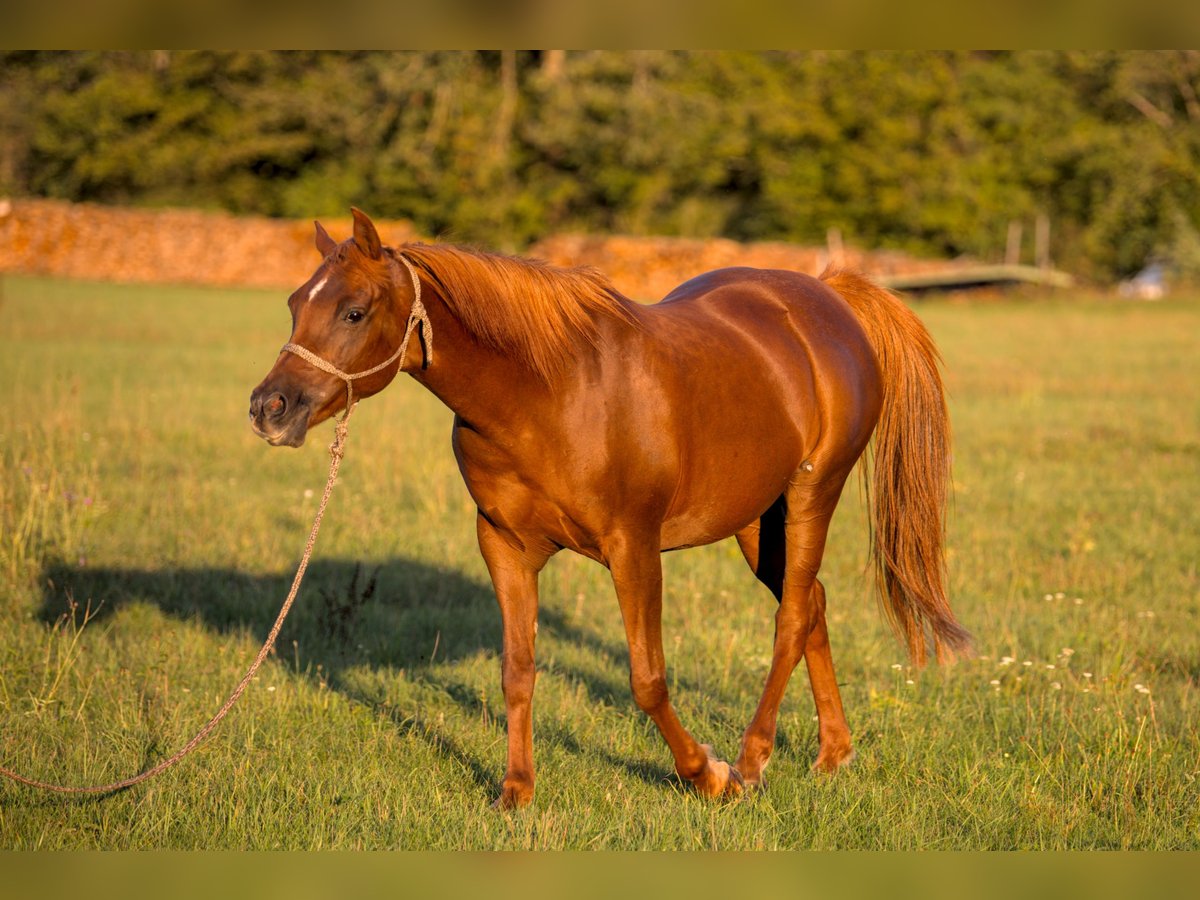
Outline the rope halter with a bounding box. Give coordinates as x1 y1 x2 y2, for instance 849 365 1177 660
280 252 433 442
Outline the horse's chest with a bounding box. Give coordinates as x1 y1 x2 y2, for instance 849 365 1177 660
452 423 594 547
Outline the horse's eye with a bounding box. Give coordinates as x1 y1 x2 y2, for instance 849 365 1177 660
345 309 365 324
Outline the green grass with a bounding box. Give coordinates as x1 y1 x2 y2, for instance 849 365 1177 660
1 274 1197 849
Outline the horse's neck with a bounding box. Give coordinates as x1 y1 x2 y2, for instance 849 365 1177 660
408 289 552 430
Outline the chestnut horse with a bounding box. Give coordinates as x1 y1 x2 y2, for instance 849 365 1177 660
249 209 971 808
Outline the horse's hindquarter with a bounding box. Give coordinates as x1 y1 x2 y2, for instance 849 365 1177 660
645 269 882 550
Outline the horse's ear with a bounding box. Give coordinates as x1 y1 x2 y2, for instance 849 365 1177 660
314 220 336 257
350 207 382 260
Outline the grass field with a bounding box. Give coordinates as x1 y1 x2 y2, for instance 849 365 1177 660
1 274 1197 849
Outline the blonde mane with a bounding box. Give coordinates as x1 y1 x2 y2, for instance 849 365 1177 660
394 243 635 382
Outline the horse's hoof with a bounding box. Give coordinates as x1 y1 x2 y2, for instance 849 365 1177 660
492 782 534 810
692 745 744 798
740 770 768 792
733 748 770 790
725 764 746 798
812 744 856 773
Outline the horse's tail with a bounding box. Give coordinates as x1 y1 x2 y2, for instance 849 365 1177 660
820 267 972 666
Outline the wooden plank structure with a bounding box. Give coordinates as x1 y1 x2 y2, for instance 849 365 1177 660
879 264 1075 293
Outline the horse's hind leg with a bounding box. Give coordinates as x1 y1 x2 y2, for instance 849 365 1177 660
734 475 855 786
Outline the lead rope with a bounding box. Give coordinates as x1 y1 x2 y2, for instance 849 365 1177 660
0 254 430 795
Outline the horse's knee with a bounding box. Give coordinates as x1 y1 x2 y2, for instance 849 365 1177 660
629 672 668 713
501 652 535 704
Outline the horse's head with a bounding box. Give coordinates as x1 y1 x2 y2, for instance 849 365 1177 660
249 208 416 447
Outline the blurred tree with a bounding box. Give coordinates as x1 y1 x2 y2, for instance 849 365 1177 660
4 50 1200 280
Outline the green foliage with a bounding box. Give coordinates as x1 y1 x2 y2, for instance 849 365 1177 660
5 51 1200 278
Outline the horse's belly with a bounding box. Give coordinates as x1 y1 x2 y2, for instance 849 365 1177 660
658 424 805 551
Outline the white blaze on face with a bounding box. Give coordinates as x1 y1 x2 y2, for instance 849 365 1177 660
307 275 329 302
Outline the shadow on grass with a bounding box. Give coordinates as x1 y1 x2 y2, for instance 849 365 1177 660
35 556 746 796
34 555 802 799
40 556 501 668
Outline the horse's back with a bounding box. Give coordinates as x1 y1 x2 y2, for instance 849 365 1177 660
647 266 881 411
658 266 865 335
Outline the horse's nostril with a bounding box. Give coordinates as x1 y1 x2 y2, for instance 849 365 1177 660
265 393 286 418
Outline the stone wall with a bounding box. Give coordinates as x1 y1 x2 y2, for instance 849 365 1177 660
1 198 958 299
0 199 417 289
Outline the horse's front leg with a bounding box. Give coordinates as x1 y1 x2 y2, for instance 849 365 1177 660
606 531 743 799
476 512 550 809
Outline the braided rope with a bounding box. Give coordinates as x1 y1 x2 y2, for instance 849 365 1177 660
0 254 429 795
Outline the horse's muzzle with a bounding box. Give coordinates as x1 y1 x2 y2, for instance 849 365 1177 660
248 386 310 447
